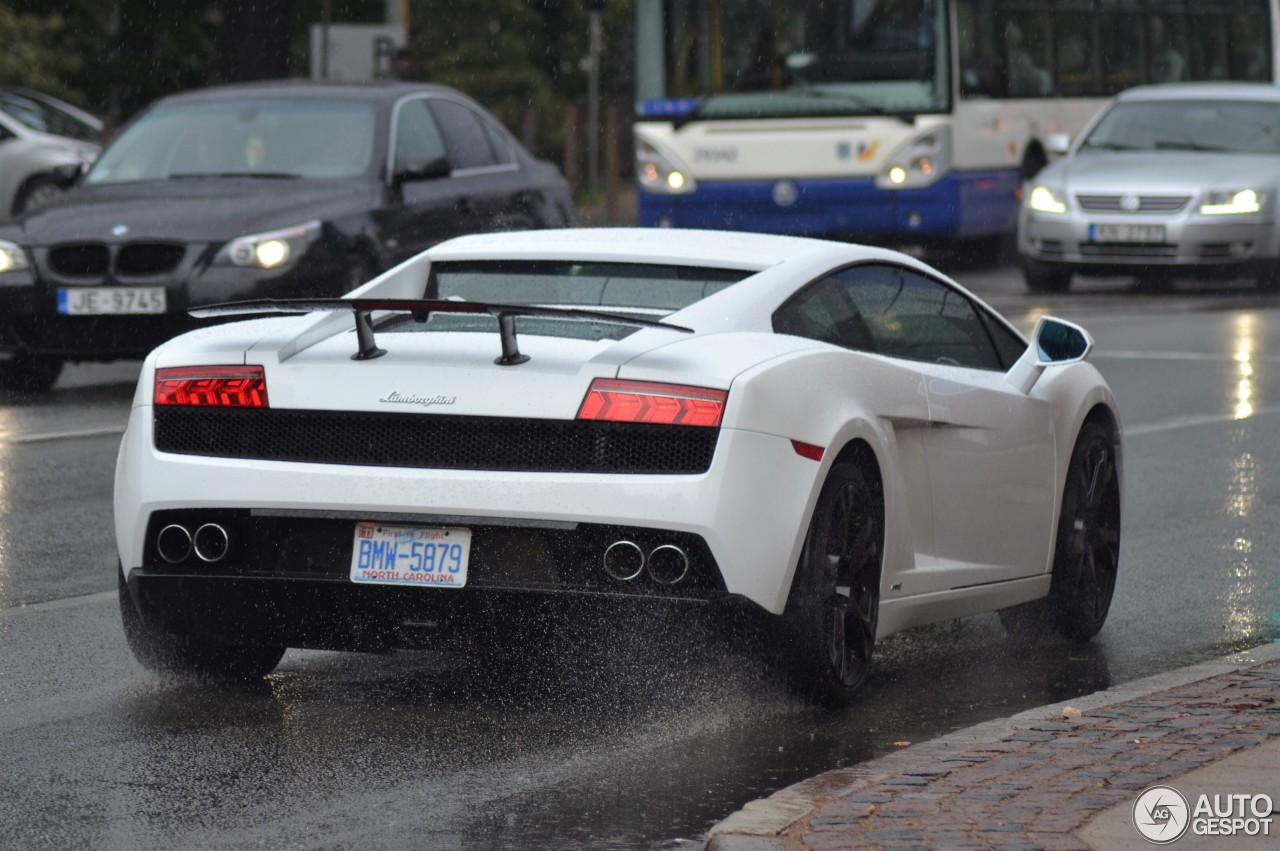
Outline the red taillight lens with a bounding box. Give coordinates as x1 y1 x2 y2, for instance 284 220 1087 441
577 378 726 427
154 366 269 408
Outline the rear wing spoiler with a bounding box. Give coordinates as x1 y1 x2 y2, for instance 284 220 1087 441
190 297 694 365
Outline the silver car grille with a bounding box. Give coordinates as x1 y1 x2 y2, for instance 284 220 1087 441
1075 194 1191 214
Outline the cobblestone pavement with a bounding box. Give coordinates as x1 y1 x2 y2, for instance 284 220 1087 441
706 646 1280 851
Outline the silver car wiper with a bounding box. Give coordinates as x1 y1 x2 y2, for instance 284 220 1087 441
168 171 303 180
1080 141 1145 151
1152 139 1232 152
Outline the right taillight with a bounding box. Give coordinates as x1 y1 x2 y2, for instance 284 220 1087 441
577 378 726 427
154 365 269 408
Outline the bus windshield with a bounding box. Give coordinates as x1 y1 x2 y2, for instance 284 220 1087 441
644 0 950 120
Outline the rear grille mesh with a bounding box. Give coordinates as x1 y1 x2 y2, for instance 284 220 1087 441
154 407 719 474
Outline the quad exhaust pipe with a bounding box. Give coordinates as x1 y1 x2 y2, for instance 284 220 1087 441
601 540 689 585
155 522 229 564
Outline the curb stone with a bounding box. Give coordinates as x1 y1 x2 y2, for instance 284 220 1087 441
704 641 1280 850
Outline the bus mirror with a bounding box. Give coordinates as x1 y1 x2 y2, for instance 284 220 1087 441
1046 133 1071 156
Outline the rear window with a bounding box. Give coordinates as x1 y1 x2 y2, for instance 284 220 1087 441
385 260 751 340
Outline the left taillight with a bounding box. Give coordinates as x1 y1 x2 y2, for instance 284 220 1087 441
154 365 269 408
577 378 726 427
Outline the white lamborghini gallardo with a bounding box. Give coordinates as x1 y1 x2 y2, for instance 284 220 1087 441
114 228 1122 705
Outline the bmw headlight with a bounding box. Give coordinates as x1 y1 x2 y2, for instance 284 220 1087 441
636 140 696 195
1027 185 1068 214
214 221 322 270
1200 189 1263 215
877 128 952 190
0 238 30 274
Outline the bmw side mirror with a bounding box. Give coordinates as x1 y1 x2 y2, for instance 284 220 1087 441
51 162 85 187
393 155 452 186
1006 316 1094 394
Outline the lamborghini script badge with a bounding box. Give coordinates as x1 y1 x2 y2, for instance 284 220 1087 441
379 392 457 407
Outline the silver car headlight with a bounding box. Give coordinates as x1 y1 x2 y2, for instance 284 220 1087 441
213 221 322 270
1027 185 1068 214
877 128 952 190
636 140 696 195
1199 189 1263 215
0 238 30 274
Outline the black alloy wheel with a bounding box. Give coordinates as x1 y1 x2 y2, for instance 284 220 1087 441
1045 421 1121 641
782 462 883 707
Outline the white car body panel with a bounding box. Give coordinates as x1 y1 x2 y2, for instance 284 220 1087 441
116 228 1121 646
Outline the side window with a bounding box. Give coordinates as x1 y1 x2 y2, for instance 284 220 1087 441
0 123 13 143
393 99 447 173
976 308 1028 370
481 119 515 165
837 264 1003 370
429 99 498 170
773 276 876 351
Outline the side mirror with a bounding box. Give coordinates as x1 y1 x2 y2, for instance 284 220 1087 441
393 155 451 185
50 162 85 187
1045 132 1071 156
1006 316 1094 394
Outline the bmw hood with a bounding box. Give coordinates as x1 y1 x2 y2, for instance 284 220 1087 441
0 178 379 245
1042 152 1280 195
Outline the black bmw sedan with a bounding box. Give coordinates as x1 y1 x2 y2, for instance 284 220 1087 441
0 80 574 391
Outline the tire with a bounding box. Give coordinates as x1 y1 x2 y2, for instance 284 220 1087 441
118 565 285 681
14 177 64 216
781 462 884 706
1021 261 1074 293
0 352 64 392
1001 421 1120 642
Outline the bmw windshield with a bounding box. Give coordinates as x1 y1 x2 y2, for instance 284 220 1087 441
86 98 377 183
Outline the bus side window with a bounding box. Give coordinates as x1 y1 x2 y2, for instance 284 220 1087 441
956 0 1002 98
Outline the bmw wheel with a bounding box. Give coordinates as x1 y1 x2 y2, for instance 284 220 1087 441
0 353 63 393
782 462 883 706
118 565 285 681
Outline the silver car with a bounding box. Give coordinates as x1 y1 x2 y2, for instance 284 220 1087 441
0 87 101 221
1018 83 1280 293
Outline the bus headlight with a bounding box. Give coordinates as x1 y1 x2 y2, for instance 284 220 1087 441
636 140 696 195
877 128 951 190
1200 189 1263 215
1027 186 1068 214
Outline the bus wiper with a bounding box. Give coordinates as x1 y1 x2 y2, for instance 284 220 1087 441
792 86 917 124
169 171 303 180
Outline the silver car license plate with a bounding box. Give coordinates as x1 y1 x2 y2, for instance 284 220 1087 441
1088 224 1166 244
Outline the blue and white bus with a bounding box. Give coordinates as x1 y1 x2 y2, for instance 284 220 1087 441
634 0 1277 243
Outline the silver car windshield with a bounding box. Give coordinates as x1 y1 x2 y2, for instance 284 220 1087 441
86 99 377 183
1081 99 1280 155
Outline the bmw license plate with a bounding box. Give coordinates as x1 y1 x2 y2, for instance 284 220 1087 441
349 522 470 588
57 287 167 315
1088 223 1166 244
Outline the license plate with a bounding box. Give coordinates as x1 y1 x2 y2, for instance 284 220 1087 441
349 522 470 588
57 287 167 315
1088 223 1166 244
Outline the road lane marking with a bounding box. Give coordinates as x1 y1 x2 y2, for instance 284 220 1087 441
0 590 115 616
0 425 126 445
1126 404 1280 437
1095 350 1280 362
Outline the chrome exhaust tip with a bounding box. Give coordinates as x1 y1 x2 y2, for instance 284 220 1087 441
156 524 192 564
192 523 230 563
602 540 645 581
647 544 689 585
